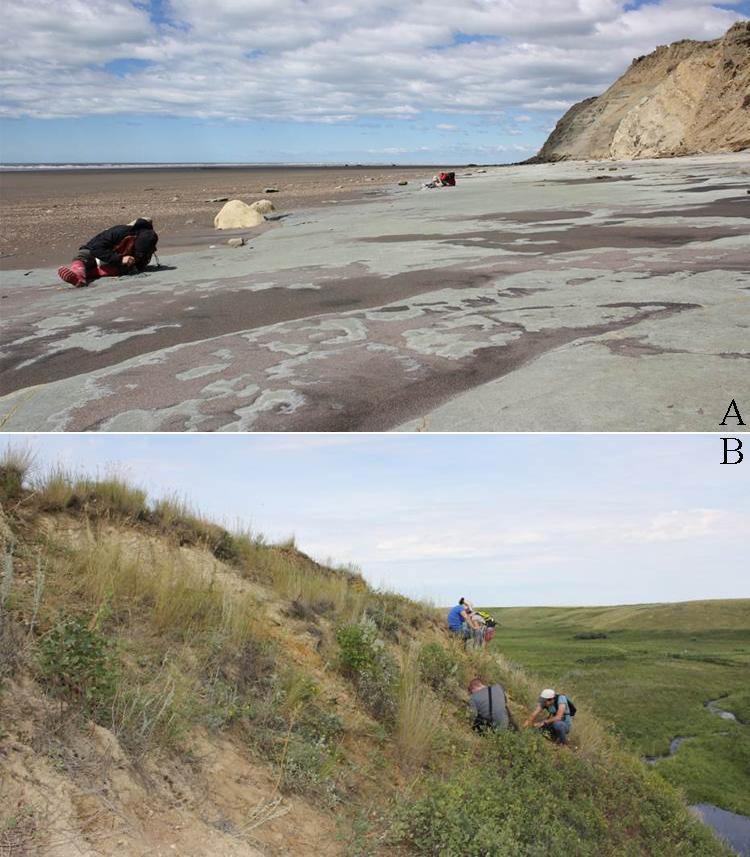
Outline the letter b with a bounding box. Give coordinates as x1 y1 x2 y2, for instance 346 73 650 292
721 437 743 464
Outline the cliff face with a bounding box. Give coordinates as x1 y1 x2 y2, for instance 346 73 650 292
537 21 750 161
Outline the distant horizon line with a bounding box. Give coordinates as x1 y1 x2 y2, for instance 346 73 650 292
443 596 750 610
0 160 505 171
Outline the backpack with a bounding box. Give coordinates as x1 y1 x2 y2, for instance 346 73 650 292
474 609 496 628
555 694 576 717
438 171 456 186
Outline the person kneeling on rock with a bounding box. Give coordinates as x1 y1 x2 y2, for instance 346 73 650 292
57 218 159 287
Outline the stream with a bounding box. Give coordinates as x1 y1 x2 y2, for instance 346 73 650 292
643 698 750 855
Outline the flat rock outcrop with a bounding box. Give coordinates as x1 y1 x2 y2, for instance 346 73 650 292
536 21 750 161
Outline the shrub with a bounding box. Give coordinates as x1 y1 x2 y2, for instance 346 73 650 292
417 642 459 693
337 619 399 723
36 615 117 719
282 734 340 804
392 731 726 856
337 623 379 678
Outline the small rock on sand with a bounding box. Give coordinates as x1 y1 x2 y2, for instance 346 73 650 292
264 187 279 193
206 197 229 203
398 181 408 186
227 237 245 247
250 199 275 214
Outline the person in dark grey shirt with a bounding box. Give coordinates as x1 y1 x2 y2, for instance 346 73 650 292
468 678 510 732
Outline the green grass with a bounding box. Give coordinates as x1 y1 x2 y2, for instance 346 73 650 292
487 602 750 815
392 730 728 856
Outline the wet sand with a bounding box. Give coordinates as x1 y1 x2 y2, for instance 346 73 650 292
0 153 748 432
0 165 450 270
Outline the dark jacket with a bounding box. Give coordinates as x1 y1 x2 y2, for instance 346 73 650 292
81 218 158 271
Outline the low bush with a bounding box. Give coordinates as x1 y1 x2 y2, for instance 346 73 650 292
417 642 459 693
36 615 117 720
337 619 399 723
282 734 341 804
392 730 726 856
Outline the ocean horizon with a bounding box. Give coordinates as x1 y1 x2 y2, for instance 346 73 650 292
0 161 464 172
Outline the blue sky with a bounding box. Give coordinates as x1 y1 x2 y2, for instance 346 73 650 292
2 434 747 607
0 0 747 164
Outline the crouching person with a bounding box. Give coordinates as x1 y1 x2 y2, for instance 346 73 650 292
58 218 158 287
523 687 573 744
468 678 511 733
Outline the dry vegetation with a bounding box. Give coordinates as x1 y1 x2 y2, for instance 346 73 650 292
0 451 730 856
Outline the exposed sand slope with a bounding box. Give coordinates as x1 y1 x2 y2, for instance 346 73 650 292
537 21 750 161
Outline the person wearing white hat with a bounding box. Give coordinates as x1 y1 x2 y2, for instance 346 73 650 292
523 687 572 744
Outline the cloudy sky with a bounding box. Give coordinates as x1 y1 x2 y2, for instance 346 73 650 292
2 434 747 606
0 0 747 163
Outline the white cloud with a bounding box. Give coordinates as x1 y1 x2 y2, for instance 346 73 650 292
0 0 743 125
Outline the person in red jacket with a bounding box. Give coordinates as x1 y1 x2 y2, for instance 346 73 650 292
57 218 158 287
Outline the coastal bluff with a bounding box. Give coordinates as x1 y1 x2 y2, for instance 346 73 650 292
535 21 750 161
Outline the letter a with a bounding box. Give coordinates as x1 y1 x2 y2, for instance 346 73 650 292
720 399 745 426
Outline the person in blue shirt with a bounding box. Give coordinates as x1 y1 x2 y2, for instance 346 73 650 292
447 597 484 647
523 687 572 744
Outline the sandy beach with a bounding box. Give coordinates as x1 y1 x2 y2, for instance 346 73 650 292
0 153 748 432
0 165 450 270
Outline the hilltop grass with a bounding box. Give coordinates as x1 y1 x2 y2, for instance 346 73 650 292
488 605 750 815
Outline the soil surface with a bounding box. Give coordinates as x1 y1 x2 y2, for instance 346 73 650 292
0 165 449 270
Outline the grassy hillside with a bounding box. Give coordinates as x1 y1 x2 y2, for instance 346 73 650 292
488 603 750 816
497 601 750 632
0 450 732 856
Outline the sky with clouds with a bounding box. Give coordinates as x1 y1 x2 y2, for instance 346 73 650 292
2 434 747 607
0 0 747 163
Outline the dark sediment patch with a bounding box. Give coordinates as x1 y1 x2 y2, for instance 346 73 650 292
634 196 750 220
0 262 509 395
471 209 593 223
673 182 750 193
597 337 690 358
361 224 743 253
538 175 638 185
247 301 701 431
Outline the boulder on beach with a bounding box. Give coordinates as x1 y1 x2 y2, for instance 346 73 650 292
250 199 275 215
214 200 264 230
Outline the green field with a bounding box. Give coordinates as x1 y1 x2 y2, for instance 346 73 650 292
487 600 750 815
